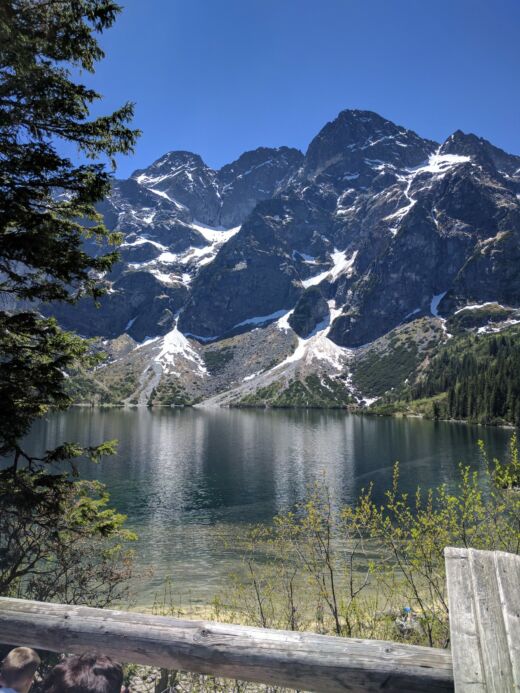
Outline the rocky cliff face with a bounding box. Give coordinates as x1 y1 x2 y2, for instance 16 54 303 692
48 109 520 405
50 145 303 340
178 110 520 348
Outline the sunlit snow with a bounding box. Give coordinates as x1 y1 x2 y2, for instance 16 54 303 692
155 322 207 377
234 309 288 329
454 301 506 314
121 238 167 251
243 370 263 382
384 149 471 235
125 223 241 286
302 249 357 288
275 301 351 372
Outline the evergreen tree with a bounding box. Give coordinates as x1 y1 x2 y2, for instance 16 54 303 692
412 328 520 425
0 0 139 599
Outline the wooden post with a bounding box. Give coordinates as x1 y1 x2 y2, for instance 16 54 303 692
445 547 520 692
0 597 453 692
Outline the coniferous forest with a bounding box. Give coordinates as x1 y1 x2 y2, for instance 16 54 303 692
409 329 520 425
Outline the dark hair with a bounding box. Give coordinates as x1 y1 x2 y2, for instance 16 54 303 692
40 653 123 693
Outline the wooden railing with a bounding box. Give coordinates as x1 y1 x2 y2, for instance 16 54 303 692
0 597 453 692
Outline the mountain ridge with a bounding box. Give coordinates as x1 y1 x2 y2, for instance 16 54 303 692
48 109 520 412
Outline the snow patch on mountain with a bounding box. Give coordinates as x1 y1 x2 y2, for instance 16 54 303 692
148 188 186 210
419 152 471 174
275 301 352 371
121 238 167 251
454 301 506 314
302 249 358 288
292 250 318 263
329 249 358 281
234 309 288 329
477 319 520 334
155 322 207 377
243 370 263 382
126 223 241 286
149 269 179 285
189 221 241 244
385 150 471 235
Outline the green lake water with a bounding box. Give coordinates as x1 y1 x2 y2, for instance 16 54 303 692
21 408 512 605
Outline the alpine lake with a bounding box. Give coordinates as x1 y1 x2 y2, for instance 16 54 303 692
22 407 512 607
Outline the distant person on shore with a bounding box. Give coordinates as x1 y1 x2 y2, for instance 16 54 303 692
40 654 128 693
0 647 41 693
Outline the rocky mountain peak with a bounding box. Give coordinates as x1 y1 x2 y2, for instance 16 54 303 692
125 146 305 228
302 109 438 182
216 146 304 226
219 146 303 178
130 150 220 225
131 150 210 182
440 130 520 178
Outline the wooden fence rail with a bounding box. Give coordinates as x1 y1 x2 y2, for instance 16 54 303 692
0 597 453 692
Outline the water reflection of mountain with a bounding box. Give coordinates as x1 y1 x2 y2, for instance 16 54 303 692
26 408 510 603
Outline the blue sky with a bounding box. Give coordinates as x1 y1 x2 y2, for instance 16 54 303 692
86 0 520 177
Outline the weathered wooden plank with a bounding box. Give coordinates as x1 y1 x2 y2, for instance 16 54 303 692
494 551 520 690
446 547 520 693
0 597 454 693
469 549 514 691
445 547 486 692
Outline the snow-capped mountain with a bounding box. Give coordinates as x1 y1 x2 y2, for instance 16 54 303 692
52 145 303 341
51 109 520 407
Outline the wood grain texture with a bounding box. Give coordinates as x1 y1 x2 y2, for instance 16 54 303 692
445 547 520 693
0 597 453 692
445 547 486 692
495 551 520 690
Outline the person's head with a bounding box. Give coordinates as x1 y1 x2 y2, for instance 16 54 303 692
40 654 124 693
0 647 41 693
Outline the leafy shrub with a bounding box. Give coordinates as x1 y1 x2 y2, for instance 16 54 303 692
222 437 520 648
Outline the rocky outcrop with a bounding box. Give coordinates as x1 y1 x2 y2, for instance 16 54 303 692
218 146 304 226
50 271 187 341
289 287 329 338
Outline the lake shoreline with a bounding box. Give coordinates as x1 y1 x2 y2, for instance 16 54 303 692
71 401 518 429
